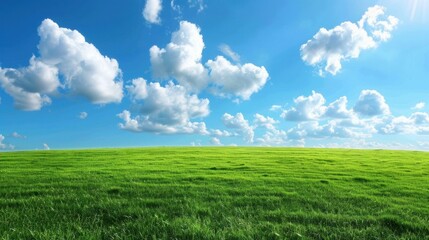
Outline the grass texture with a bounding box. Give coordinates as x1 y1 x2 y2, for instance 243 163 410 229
0 147 428 239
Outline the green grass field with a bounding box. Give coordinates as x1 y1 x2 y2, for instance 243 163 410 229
0 147 428 239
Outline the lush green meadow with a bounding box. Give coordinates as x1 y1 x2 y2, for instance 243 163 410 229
0 147 428 239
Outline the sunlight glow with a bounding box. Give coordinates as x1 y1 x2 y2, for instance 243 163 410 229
409 0 429 21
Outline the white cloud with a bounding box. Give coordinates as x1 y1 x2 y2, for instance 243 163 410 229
2 56 59 94
79 112 88 119
0 135 5 149
317 139 418 151
211 129 235 137
219 44 240 62
413 102 425 110
332 116 369 129
170 0 181 13
210 137 222 145
411 112 429 124
0 19 123 111
325 96 354 119
206 90 427 147
256 128 286 146
11 132 26 138
117 110 140 132
188 0 205 12
279 90 388 124
301 22 375 75
119 80 209 134
0 134 14 150
253 113 278 130
358 5 399 42
43 143 50 150
273 90 392 140
0 52 59 111
150 21 269 100
0 69 52 111
222 113 254 143
354 90 390 116
300 5 398 75
281 91 326 121
207 56 269 100
118 110 209 134
143 0 163 24
126 78 149 100
150 21 208 92
378 112 429 135
38 19 123 104
253 113 286 145
287 121 369 140
249 90 429 147
171 0 205 14
270 105 282 112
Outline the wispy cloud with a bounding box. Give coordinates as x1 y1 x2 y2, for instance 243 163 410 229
219 44 240 62
79 112 88 120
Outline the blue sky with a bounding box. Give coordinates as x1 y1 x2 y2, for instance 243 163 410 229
1 0 429 151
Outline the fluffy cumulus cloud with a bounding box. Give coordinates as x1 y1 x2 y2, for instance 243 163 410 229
143 0 163 24
253 113 278 130
206 56 269 100
281 90 388 121
325 96 354 119
210 89 428 149
358 5 399 42
150 21 269 100
300 5 398 75
281 91 327 121
222 113 254 143
253 114 286 146
2 56 59 94
118 79 209 134
256 128 286 146
38 19 123 104
354 90 390 116
378 112 429 135
0 19 123 111
0 68 52 111
120 20 267 136
413 102 425 110
271 89 396 142
126 78 149 101
150 21 208 92
287 121 369 140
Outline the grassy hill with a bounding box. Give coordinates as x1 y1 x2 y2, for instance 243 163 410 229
0 147 428 239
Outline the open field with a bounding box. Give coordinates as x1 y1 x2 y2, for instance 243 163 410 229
0 147 428 239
